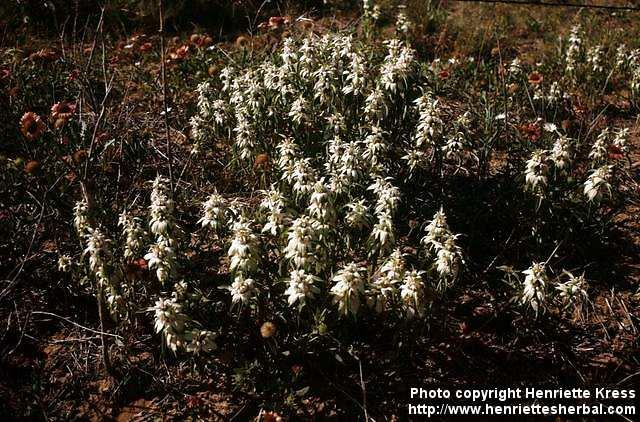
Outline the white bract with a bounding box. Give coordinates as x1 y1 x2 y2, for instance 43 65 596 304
284 269 321 307
330 263 366 316
119 210 146 259
521 262 548 315
584 165 613 202
199 191 228 231
400 269 428 319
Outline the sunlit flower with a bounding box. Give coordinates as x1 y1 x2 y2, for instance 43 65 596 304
144 240 176 283
400 269 428 318
367 249 405 313
284 269 321 307
345 199 371 230
153 297 187 352
524 150 549 196
330 262 366 316
583 165 612 202
199 191 228 231
421 208 450 251
228 219 260 275
589 128 609 166
58 254 73 272
229 275 256 304
556 271 588 308
260 321 277 338
118 210 146 259
550 135 572 170
521 262 548 315
73 199 90 237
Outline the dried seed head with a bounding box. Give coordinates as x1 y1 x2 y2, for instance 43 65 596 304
260 321 277 338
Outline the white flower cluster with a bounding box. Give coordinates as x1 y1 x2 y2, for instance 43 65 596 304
589 128 609 166
524 149 549 197
413 92 442 149
73 199 90 237
379 39 415 95
152 296 217 354
421 208 464 288
555 271 588 309
285 216 325 273
521 127 620 205
587 45 605 74
118 210 146 260
584 165 612 202
368 177 400 255
228 218 261 305
84 228 125 317
363 0 380 22
367 249 405 313
284 269 321 307
181 27 505 322
565 24 582 76
199 190 228 232
395 9 411 35
521 262 548 315
400 269 428 319
145 176 177 284
515 262 588 316
330 262 366 316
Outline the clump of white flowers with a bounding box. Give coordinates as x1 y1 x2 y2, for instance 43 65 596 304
118 210 146 260
228 218 260 275
556 271 588 310
521 262 548 315
308 180 336 224
367 249 405 313
368 177 401 255
524 150 549 198
148 176 175 239
289 95 308 125
73 199 90 237
330 262 366 316
84 228 111 286
58 254 72 272
434 235 464 281
588 128 609 167
587 45 604 74
413 92 442 149
145 242 177 284
400 269 428 319
612 128 629 156
395 9 411 35
421 208 464 289
379 39 414 95
226 218 261 306
284 269 321 307
285 216 324 273
345 199 371 231
153 297 187 353
584 165 613 202
198 190 228 231
146 176 178 284
259 186 289 236
85 228 125 317
363 0 380 22
564 24 582 76
229 274 256 305
550 134 572 171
